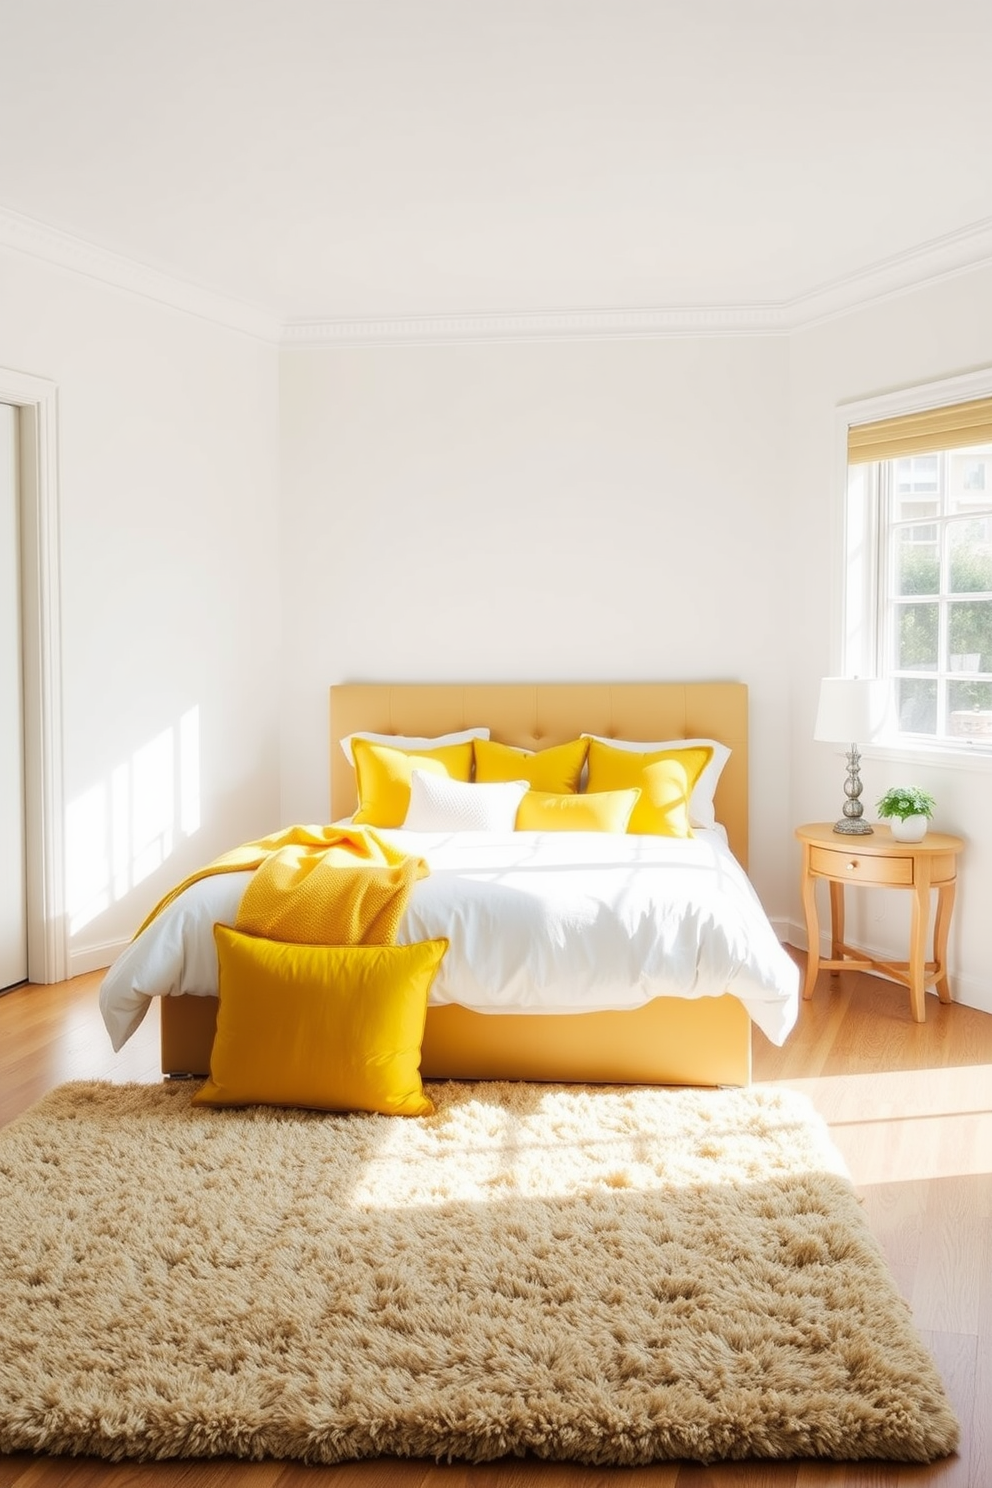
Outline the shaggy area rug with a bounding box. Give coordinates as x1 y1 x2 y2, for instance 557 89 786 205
0 1079 958 1467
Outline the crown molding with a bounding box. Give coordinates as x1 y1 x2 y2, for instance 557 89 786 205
0 204 282 343
785 213 992 331
281 302 793 347
2 201 992 348
285 215 992 348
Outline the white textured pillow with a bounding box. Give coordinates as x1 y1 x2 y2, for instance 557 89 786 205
340 727 489 767
403 771 529 832
580 735 731 830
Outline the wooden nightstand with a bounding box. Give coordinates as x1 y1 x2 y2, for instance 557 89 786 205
795 822 964 1023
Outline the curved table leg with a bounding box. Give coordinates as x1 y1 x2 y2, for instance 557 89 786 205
829 880 845 973
908 858 932 1023
933 881 956 1004
801 846 821 1002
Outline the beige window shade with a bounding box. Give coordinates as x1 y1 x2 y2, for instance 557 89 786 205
848 396 992 464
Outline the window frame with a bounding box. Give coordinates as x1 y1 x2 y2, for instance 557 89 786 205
837 366 992 770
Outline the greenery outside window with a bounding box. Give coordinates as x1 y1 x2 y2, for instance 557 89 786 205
843 376 992 755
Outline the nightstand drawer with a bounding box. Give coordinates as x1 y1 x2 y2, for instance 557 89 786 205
809 846 914 886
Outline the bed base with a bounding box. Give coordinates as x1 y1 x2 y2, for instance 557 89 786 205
160 992 752 1088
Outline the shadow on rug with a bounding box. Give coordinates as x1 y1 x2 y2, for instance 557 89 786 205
0 1079 959 1466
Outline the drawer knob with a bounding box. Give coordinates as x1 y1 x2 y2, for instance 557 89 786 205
847 860 858 871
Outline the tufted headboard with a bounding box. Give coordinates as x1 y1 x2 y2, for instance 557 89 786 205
329 682 749 868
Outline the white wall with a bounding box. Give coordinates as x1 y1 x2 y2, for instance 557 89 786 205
0 249 282 974
279 335 796 921
3 235 987 1013
789 263 992 1014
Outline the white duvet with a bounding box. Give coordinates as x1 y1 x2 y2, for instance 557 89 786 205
99 828 800 1053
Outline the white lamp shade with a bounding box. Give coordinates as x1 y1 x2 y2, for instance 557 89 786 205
814 677 881 744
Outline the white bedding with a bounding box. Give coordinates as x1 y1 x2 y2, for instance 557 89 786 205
99 828 799 1053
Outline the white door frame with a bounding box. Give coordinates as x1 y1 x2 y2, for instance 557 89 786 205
0 367 65 984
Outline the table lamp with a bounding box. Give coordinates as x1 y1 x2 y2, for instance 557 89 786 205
814 677 878 835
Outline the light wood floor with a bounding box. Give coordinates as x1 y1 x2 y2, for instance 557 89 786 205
1 956 990 1488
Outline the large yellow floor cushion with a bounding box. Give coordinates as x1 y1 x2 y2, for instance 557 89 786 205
192 928 448 1116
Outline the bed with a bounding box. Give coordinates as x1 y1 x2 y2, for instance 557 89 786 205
101 681 799 1089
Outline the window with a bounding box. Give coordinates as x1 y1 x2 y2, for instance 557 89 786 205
843 382 992 753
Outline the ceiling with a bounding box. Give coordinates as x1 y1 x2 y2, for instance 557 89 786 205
1 0 991 338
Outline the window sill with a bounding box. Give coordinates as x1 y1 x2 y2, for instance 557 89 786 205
859 736 992 774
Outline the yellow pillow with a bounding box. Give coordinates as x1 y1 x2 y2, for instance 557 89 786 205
516 788 640 833
351 738 474 827
473 737 588 793
585 740 713 837
192 927 447 1116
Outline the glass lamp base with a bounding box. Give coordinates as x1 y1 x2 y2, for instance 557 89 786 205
832 818 874 835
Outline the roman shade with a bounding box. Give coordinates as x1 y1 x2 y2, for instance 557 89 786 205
847 396 992 464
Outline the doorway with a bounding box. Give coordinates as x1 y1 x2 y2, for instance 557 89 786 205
0 367 65 987
0 403 26 988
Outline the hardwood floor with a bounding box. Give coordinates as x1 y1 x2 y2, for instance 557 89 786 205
1 956 990 1487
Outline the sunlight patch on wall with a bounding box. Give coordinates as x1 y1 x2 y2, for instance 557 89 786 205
66 706 201 936
65 783 110 936
131 728 174 886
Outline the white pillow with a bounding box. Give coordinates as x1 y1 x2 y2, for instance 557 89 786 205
580 734 731 830
339 727 489 767
402 771 529 832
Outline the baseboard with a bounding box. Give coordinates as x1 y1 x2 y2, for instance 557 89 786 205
769 915 793 945
69 938 127 979
782 917 992 1017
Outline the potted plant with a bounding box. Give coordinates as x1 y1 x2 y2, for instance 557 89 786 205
876 786 936 842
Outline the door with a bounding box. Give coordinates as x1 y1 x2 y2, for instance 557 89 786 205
1 403 27 988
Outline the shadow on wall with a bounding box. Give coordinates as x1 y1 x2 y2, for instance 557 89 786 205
65 706 201 936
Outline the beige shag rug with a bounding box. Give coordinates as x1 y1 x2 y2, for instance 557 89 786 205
0 1079 958 1467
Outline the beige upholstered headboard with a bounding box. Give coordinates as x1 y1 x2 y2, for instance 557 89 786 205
329 682 749 868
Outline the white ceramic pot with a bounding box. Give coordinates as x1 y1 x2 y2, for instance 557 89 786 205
890 814 928 842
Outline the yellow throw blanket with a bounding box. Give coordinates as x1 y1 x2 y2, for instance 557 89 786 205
135 824 429 945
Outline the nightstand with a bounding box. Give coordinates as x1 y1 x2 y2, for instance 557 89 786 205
795 822 964 1023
